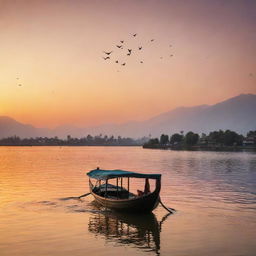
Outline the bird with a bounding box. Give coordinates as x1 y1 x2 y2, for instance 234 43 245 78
128 49 132 53
115 60 119 63
103 56 110 60
140 61 143 64
18 84 22 86
138 46 142 50
120 40 124 44
121 63 126 66
127 53 131 56
133 33 137 37
170 54 173 57
150 39 154 42
116 45 123 49
103 51 113 55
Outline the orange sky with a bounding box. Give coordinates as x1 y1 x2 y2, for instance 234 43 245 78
0 0 255 128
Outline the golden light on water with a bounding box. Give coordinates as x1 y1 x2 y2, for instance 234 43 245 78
1 147 256 256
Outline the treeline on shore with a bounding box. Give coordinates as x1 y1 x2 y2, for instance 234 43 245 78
0 135 149 146
143 130 256 150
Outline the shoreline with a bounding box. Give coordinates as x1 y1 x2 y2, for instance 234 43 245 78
0 144 255 152
143 144 256 152
0 144 142 147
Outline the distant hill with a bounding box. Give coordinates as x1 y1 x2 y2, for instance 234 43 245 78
0 94 255 139
0 116 50 139
140 93 256 136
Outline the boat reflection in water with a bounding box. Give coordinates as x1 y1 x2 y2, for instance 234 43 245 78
88 203 171 255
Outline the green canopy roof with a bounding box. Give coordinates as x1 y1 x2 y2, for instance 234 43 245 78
87 168 161 180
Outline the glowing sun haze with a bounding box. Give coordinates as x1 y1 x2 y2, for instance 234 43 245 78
0 0 255 128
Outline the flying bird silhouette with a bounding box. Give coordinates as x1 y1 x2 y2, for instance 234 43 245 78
103 51 113 55
100 34 173 69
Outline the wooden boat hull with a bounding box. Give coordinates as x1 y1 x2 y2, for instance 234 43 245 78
90 181 161 213
91 191 159 213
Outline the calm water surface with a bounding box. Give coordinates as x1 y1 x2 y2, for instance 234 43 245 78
0 146 256 256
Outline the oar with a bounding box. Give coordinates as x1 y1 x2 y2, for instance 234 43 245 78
59 192 91 201
159 197 176 213
78 192 91 199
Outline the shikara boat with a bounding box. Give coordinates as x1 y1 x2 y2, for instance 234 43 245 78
87 168 161 213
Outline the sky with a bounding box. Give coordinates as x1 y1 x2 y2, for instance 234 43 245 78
0 0 255 128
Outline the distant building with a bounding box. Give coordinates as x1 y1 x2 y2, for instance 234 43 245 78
198 137 208 145
243 136 256 146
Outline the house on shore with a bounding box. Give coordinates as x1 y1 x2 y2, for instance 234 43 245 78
243 136 256 146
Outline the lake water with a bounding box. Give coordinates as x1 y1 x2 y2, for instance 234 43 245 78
0 146 256 256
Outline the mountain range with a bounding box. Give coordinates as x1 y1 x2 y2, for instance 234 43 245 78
0 94 255 139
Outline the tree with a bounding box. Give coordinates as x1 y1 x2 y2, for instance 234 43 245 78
160 134 169 145
247 130 256 137
185 131 199 145
208 130 225 144
170 133 183 144
223 130 243 146
206 130 243 146
148 138 159 145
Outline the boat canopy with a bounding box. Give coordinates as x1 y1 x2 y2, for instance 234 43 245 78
87 168 161 180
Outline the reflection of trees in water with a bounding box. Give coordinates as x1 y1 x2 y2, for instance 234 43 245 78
88 206 171 255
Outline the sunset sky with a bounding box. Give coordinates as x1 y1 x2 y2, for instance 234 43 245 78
0 0 255 128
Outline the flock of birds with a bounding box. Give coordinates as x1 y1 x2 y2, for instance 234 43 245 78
102 33 174 68
12 33 255 87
